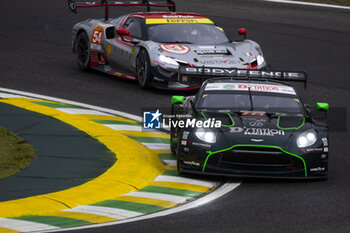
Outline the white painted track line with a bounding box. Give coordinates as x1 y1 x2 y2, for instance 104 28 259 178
154 175 216 188
123 191 190 203
55 108 112 116
142 143 170 150
0 93 34 99
0 218 59 232
64 205 142 219
264 0 350 10
0 87 241 233
44 181 241 232
103 124 142 131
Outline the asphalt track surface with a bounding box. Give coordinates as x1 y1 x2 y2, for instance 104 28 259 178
1 0 350 232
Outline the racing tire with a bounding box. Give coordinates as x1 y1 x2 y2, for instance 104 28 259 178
176 152 183 174
176 146 183 174
76 31 90 71
137 49 153 89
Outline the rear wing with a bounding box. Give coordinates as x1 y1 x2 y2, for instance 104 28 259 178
179 66 308 88
68 0 176 21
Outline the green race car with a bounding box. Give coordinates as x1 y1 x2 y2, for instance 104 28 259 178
170 69 329 179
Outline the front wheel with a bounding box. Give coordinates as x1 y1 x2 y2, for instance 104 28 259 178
136 49 153 88
76 31 90 71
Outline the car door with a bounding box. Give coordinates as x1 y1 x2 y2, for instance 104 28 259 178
114 17 144 72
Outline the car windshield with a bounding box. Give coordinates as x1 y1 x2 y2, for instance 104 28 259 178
198 93 304 114
147 24 230 44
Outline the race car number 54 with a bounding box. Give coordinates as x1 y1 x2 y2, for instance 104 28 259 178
91 25 104 45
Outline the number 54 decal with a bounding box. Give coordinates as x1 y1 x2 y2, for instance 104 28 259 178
91 25 104 49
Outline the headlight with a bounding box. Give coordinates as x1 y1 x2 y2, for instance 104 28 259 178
159 54 178 66
297 129 317 148
195 128 216 143
257 55 265 66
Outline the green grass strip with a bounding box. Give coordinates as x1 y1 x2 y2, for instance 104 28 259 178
13 215 91 228
91 119 140 126
140 186 202 197
130 137 170 143
158 153 176 160
92 200 165 213
31 101 82 109
0 126 35 180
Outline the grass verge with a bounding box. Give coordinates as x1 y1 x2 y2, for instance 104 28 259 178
294 0 350 7
0 126 35 180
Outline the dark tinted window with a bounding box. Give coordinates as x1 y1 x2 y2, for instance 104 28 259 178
124 18 142 39
198 93 303 113
147 24 229 44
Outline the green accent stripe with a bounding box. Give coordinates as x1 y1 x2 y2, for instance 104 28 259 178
162 170 181 176
201 112 235 127
130 137 170 143
140 186 202 197
92 119 140 126
277 116 305 130
31 101 82 109
12 215 91 228
203 144 307 177
158 153 176 160
92 200 165 213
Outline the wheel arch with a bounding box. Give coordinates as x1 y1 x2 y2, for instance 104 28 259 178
72 29 89 54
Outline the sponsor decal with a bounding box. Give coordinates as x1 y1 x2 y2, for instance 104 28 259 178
250 138 264 142
244 128 285 136
143 109 162 129
91 25 104 50
194 49 228 55
146 18 214 24
183 147 190 152
241 111 267 116
181 140 187 146
306 148 323 152
181 67 305 81
200 60 236 65
163 15 195 18
310 167 326 172
192 142 211 148
131 47 136 54
324 147 328 152
182 131 190 140
322 137 328 146
183 161 200 166
107 44 112 55
321 154 327 159
103 65 112 72
160 44 190 55
248 119 266 127
244 52 253 56
229 127 244 133
205 82 296 95
223 84 235 89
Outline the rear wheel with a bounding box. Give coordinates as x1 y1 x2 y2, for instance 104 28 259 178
136 49 153 88
76 31 90 71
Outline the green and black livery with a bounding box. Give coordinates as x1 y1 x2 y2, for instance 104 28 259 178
170 71 329 179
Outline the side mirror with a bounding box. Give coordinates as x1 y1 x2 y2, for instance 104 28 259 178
171 96 184 105
238 28 247 39
316 102 329 111
116 29 130 36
